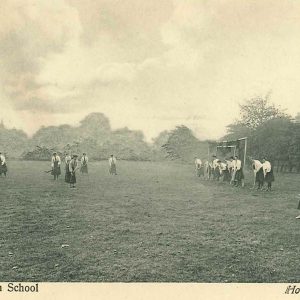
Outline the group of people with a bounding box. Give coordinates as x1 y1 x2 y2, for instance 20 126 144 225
195 155 245 187
194 155 275 190
50 152 117 188
250 157 275 191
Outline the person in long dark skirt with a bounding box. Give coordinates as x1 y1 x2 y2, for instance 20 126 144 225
109 154 117 175
64 152 72 183
262 158 275 191
194 157 204 177
251 158 264 190
214 160 222 181
221 160 231 182
69 154 79 188
229 156 235 185
0 152 7 177
80 153 89 174
212 155 218 180
204 160 212 180
233 156 244 187
51 152 61 180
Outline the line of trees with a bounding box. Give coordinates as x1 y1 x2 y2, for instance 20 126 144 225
2 98 300 168
1 113 207 162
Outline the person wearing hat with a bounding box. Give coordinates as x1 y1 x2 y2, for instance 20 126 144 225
69 154 79 188
0 152 7 177
64 152 72 183
262 158 274 191
80 153 89 174
51 152 61 180
108 154 117 175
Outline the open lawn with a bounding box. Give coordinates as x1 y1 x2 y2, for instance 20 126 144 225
0 160 300 282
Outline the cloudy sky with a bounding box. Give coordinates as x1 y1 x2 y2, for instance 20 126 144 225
1 0 300 141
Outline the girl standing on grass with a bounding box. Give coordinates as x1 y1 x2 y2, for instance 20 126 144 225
194 157 204 177
80 153 89 174
251 158 264 190
0 152 7 177
69 154 79 188
262 158 274 191
51 152 61 180
109 154 117 175
64 152 72 183
233 156 244 187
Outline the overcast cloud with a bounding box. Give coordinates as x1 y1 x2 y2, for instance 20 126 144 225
1 0 300 141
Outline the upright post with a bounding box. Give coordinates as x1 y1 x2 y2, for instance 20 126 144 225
243 137 247 168
208 143 210 161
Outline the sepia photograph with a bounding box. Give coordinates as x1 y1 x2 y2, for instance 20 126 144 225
1 0 300 289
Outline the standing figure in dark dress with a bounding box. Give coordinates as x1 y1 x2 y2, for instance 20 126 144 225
51 152 61 180
262 158 275 191
69 154 79 188
0 152 7 177
64 152 72 183
80 153 89 174
108 154 117 175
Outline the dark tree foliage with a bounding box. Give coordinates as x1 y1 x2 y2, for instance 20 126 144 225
12 113 156 161
161 125 207 162
224 95 300 172
0 121 29 158
237 95 290 129
22 146 62 161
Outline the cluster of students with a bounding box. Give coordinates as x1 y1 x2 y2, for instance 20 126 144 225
195 155 245 187
50 152 117 188
250 158 275 191
194 155 275 190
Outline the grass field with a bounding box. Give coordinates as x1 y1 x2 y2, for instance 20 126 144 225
0 160 300 282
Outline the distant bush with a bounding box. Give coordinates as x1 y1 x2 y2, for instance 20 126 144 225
22 146 63 161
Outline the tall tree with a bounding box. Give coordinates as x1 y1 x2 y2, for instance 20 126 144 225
161 125 207 162
236 94 290 129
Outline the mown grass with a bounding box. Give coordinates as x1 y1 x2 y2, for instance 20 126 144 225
0 160 299 282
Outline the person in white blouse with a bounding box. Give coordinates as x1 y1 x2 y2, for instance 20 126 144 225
64 152 72 183
204 160 212 180
220 160 230 182
109 154 117 175
251 158 264 190
224 158 232 182
212 155 219 180
229 157 236 184
0 152 6 165
0 152 7 177
195 157 202 168
51 152 61 180
194 157 204 177
80 153 89 174
69 154 79 188
262 158 274 191
214 159 222 181
233 155 244 187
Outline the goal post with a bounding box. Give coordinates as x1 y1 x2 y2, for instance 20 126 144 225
208 137 248 167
